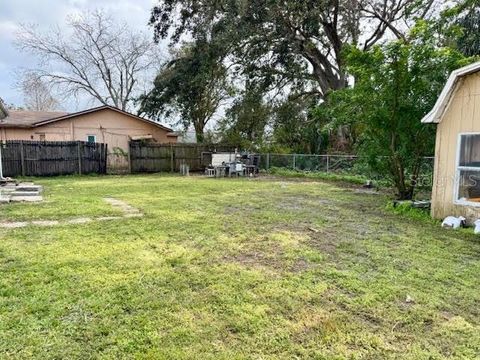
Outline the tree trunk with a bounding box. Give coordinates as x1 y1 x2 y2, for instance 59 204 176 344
194 121 205 143
391 155 415 200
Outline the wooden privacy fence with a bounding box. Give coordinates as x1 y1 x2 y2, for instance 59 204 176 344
0 141 107 177
129 143 238 173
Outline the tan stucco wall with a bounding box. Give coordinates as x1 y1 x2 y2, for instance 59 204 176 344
0 108 176 173
0 108 175 149
432 72 480 221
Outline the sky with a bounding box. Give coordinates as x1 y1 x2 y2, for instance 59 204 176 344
0 0 157 111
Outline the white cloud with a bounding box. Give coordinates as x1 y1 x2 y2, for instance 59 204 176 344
0 20 20 41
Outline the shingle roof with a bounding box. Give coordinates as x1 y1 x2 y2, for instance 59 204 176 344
0 105 176 134
0 110 68 127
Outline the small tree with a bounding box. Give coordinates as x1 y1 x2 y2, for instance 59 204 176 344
319 29 470 199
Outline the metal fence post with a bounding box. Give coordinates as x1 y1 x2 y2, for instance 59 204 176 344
293 154 296 170
266 153 270 171
326 154 330 173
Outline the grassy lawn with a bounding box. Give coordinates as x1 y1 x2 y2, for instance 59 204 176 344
0 174 479 359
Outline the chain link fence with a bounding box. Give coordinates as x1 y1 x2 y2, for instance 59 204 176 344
259 154 359 172
258 153 435 185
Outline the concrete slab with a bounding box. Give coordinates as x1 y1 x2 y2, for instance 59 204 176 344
97 216 123 221
0 186 16 193
1 182 43 203
10 196 43 202
0 195 11 203
16 185 43 192
67 217 93 224
0 222 28 228
10 191 41 197
31 220 60 226
0 197 141 230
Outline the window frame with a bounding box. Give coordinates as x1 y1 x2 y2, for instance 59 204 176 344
86 135 96 143
454 132 480 207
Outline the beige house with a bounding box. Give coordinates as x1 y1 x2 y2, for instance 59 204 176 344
0 105 177 172
422 61 480 221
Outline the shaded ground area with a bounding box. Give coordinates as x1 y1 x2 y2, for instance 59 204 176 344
0 174 478 359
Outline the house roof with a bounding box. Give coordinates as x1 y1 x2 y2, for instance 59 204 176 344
0 110 68 127
0 105 176 134
421 61 480 124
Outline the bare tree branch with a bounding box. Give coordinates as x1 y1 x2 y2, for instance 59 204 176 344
15 72 60 111
15 10 161 111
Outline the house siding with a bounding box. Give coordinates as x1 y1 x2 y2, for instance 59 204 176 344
432 72 480 221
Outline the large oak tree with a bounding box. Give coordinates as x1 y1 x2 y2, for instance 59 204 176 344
150 0 442 98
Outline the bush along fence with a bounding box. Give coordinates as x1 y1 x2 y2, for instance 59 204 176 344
0 141 107 177
258 153 435 186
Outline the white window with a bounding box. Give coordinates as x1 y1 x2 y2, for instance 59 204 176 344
87 135 96 143
455 133 480 206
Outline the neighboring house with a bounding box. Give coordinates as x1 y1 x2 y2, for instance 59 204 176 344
422 61 480 221
0 105 177 172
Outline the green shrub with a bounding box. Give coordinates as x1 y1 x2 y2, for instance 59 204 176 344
385 201 434 223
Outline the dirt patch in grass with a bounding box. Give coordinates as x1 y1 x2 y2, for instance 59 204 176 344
223 251 317 274
223 204 261 215
223 251 282 272
221 230 319 274
275 194 333 211
291 258 313 272
306 228 340 256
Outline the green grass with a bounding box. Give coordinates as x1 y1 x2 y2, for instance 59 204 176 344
0 174 479 359
0 176 124 221
267 167 369 185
